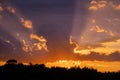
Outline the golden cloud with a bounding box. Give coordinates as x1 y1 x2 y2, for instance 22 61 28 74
69 36 90 55
98 1 107 8
90 26 105 33
115 5 120 10
21 34 48 54
30 33 48 51
22 39 31 53
88 5 98 11
46 60 81 69
88 0 107 11
109 31 115 37
20 18 33 29
70 36 120 55
92 19 96 23
90 0 97 5
90 19 115 36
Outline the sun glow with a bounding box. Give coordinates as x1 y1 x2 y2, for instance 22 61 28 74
46 60 120 72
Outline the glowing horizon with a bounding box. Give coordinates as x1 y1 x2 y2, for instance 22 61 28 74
0 0 120 72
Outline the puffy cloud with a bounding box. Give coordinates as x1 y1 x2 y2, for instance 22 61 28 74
21 33 48 54
30 33 48 51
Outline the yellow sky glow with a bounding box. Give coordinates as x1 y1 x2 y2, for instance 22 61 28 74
46 60 120 72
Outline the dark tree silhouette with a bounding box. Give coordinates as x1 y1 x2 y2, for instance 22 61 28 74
6 59 17 64
0 59 120 80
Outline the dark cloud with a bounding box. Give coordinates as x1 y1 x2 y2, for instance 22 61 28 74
75 51 120 61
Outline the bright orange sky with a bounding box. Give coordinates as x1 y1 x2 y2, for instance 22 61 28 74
0 0 120 72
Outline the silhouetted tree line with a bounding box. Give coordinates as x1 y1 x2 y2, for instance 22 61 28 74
0 59 120 80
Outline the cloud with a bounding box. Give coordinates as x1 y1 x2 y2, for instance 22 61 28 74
114 5 120 10
69 36 90 55
90 25 106 33
20 18 33 29
75 51 120 61
0 0 49 55
70 34 120 55
69 36 103 55
88 5 98 11
30 33 48 51
90 25 115 36
88 0 107 11
88 0 120 11
21 33 48 54
97 0 107 8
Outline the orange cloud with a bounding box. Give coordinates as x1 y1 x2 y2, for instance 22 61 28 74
98 1 107 8
90 26 105 33
20 18 33 29
21 34 48 54
70 38 120 55
69 36 90 55
90 19 115 36
22 39 32 53
30 33 48 51
46 60 81 69
115 5 120 10
88 0 107 11
90 0 97 5
92 19 96 23
109 31 115 37
88 5 98 11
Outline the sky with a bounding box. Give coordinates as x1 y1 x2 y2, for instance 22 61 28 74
0 0 120 72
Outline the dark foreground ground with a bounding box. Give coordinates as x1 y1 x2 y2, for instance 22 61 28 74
0 60 120 80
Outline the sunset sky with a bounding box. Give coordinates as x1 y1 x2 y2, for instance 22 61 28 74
0 0 120 72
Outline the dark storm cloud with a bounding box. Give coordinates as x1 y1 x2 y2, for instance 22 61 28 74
75 51 120 61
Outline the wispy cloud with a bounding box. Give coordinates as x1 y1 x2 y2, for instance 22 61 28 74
20 18 33 29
